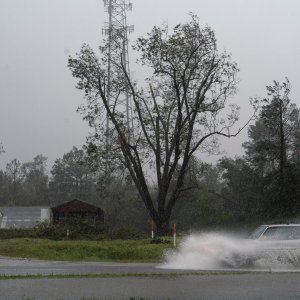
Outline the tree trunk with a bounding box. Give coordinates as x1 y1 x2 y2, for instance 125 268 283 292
153 214 170 236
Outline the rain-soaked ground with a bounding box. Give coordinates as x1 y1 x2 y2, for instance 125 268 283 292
2 232 300 275
1 255 300 300
2 234 300 300
0 256 160 276
0 233 300 275
1 273 300 300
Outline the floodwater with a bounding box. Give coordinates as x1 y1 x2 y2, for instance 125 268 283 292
161 233 300 271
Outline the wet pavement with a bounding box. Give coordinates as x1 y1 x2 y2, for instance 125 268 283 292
1 257 300 299
2 255 300 276
0 256 160 276
1 272 300 299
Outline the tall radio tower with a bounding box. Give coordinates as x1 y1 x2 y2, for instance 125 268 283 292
102 0 134 143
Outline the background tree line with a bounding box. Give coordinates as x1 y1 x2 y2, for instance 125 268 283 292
2 80 300 232
0 147 148 231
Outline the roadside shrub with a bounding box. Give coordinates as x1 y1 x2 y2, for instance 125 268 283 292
1 221 148 241
34 219 105 240
109 225 145 240
150 237 171 244
0 228 36 239
34 222 66 240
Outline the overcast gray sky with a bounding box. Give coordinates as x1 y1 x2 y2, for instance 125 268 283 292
1 0 300 170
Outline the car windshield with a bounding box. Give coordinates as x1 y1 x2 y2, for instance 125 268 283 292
248 225 268 239
261 226 300 240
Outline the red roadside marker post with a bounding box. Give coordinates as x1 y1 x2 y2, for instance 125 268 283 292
173 223 177 247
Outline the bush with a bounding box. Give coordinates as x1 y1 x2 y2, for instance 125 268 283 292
1 222 145 241
34 219 105 240
150 237 171 244
0 228 36 239
109 225 145 240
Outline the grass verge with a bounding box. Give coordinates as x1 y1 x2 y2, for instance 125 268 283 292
0 271 257 281
0 238 172 262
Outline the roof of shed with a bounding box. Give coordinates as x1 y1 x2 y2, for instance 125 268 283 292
51 199 103 213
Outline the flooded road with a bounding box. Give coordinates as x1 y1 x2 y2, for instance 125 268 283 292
2 256 300 276
0 256 159 276
1 256 300 299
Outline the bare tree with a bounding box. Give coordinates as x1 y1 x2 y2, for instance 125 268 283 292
69 15 252 234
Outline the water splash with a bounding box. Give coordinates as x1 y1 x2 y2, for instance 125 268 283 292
160 232 300 270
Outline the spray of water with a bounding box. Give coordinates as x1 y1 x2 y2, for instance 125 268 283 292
161 232 300 270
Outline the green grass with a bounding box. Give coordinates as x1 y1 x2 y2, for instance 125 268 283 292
0 271 258 281
0 238 172 262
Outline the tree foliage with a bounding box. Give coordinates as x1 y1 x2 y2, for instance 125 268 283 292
22 154 49 205
220 79 300 221
0 142 4 155
68 15 248 234
5 158 23 205
49 147 97 204
1 155 49 206
218 157 264 222
244 79 299 173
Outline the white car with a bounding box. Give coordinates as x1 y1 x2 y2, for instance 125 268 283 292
249 224 300 241
224 224 300 268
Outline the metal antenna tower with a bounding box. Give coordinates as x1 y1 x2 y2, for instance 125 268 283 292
102 0 134 143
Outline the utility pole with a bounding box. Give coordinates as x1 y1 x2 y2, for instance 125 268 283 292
102 0 134 143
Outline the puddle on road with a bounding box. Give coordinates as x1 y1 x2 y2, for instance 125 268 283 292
159 233 300 272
